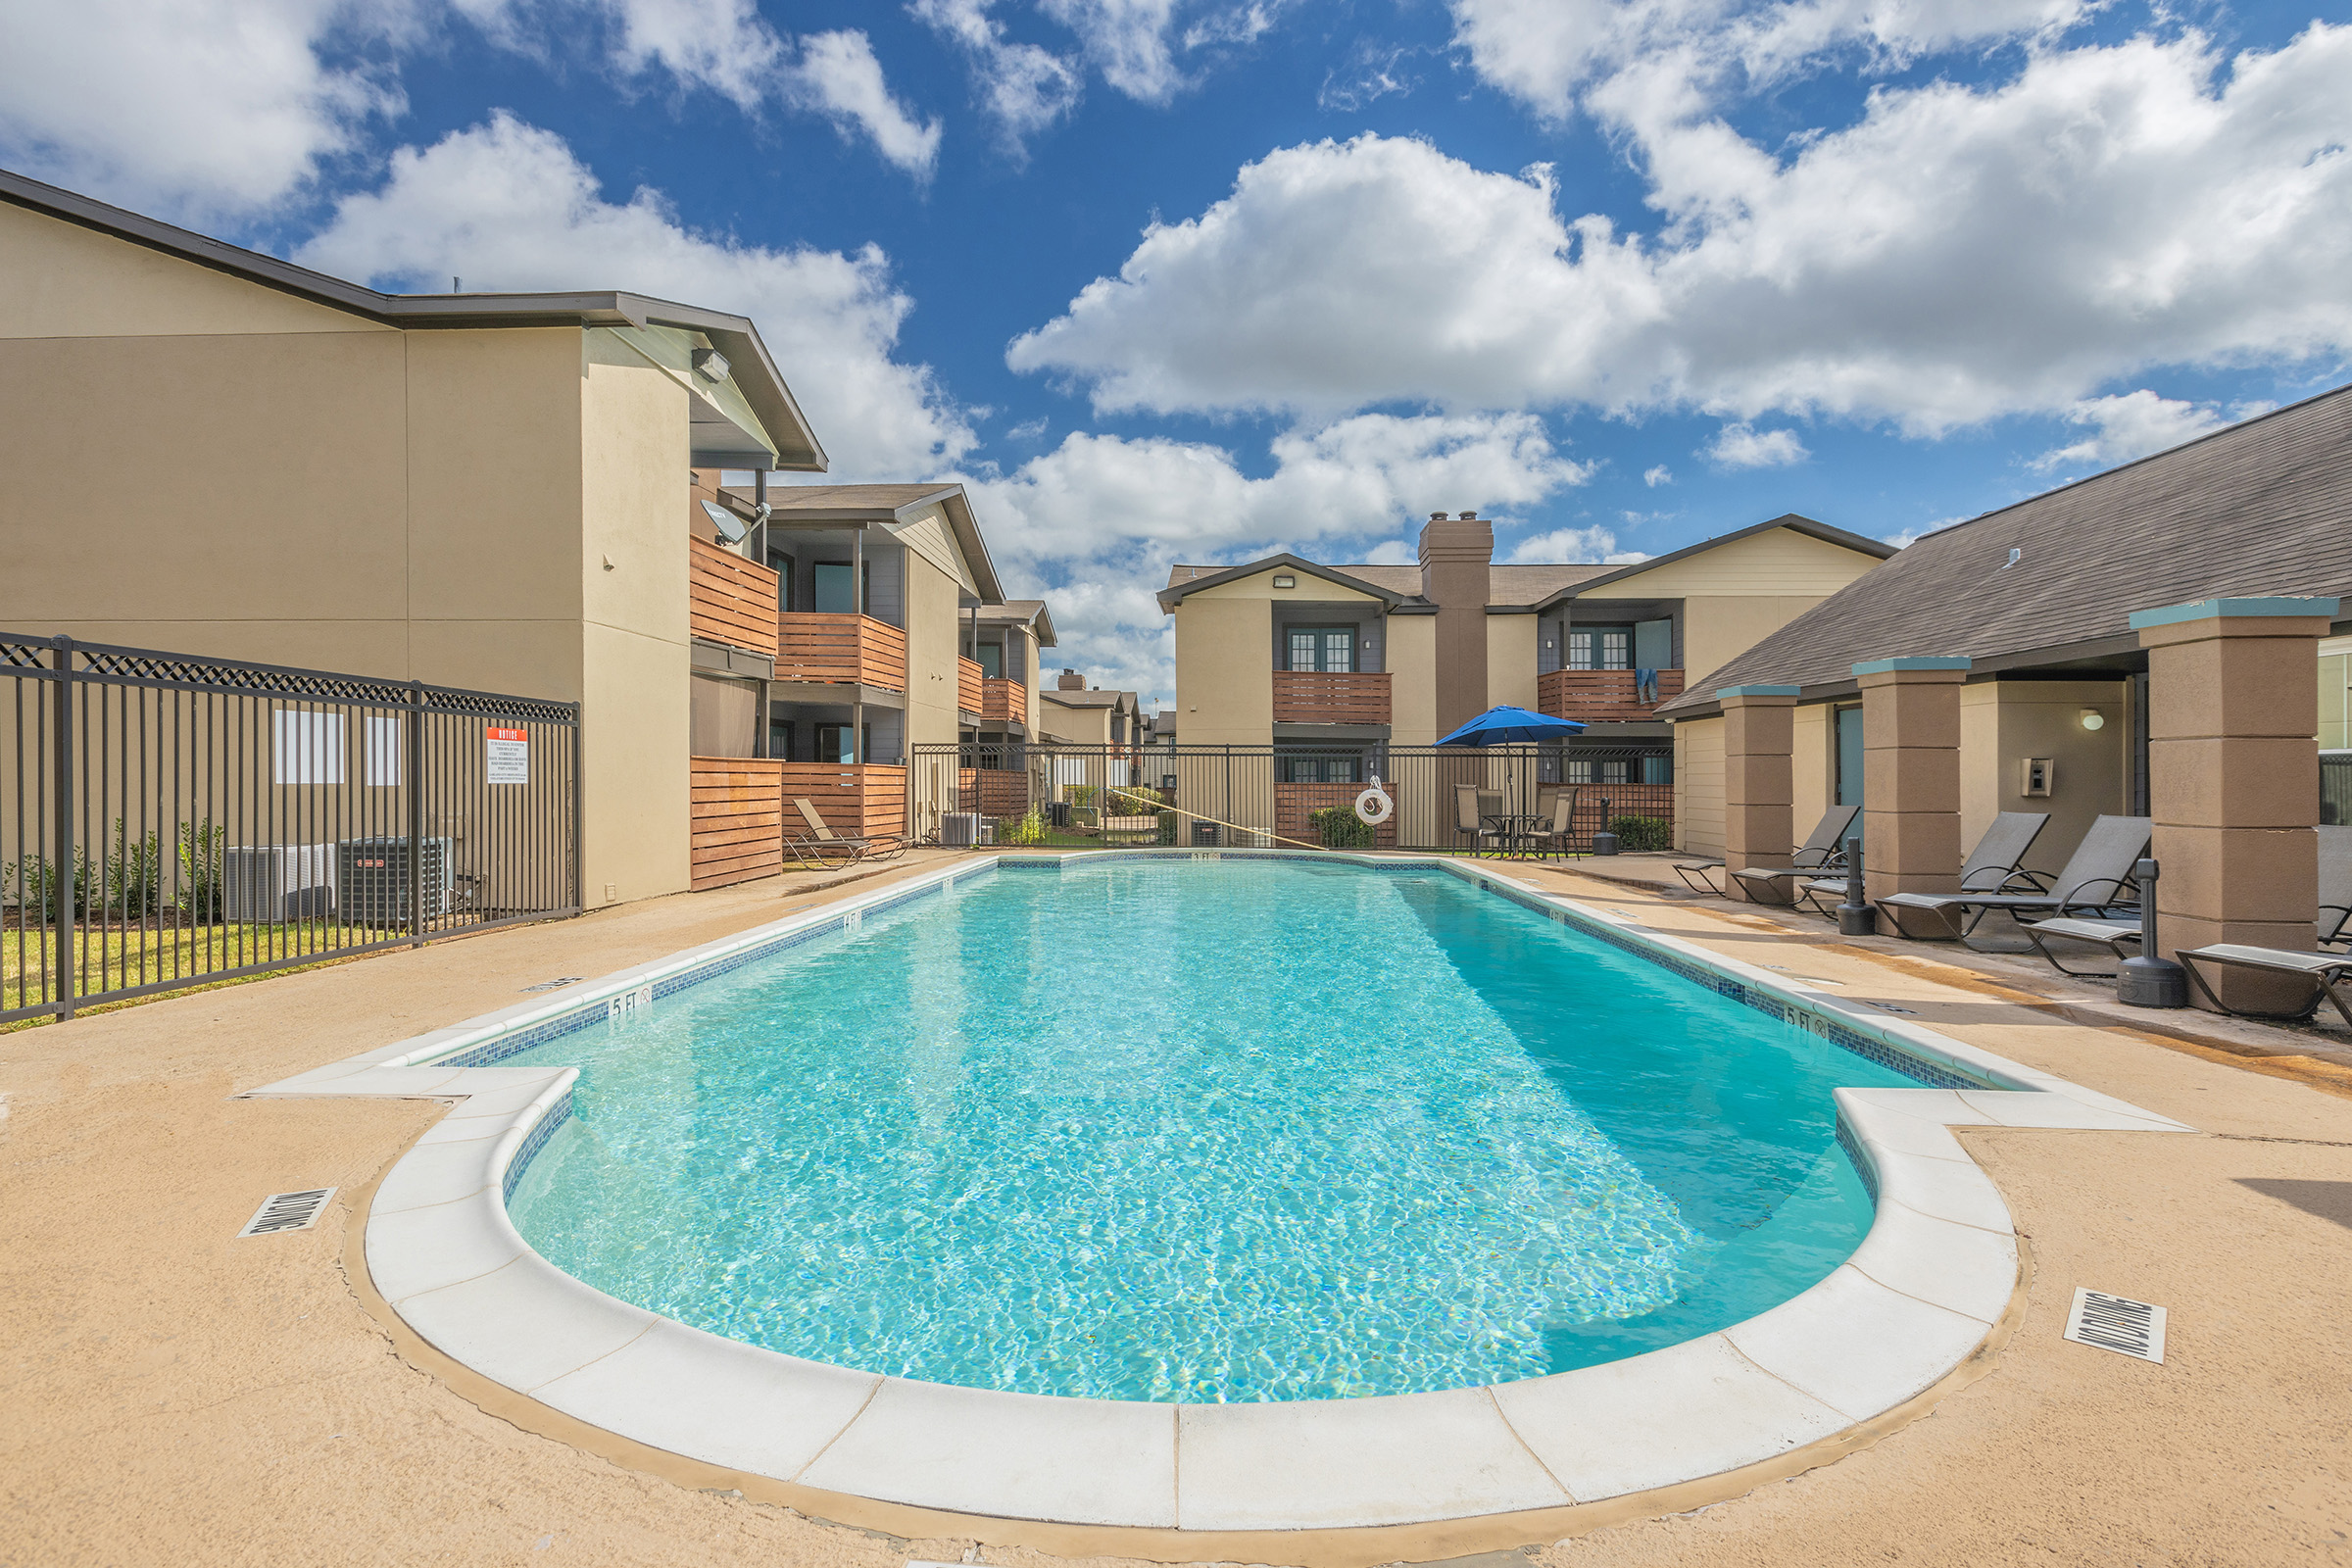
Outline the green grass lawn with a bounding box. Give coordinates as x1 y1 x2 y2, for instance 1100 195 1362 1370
2 919 400 1026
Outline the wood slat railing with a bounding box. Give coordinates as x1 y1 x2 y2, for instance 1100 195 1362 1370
778 762 908 841
982 677 1026 727
957 657 984 714
688 538 779 658
1271 670 1392 724
775 613 908 691
689 758 783 890
1537 667 1686 721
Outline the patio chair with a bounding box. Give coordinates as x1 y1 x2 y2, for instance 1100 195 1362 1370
1724 804 1862 906
1794 810 2050 920
785 797 906 869
2174 945 2352 1029
1528 788 1583 859
1454 784 1509 857
1876 814 2149 942
2023 916 2143 978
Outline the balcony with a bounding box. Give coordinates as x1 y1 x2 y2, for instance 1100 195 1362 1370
982 676 1026 727
958 656 983 714
1538 667 1686 721
779 761 906 842
775 612 907 691
1272 669 1392 725
688 537 779 657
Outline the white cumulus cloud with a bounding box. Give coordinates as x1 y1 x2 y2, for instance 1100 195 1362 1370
2028 389 2235 473
1502 525 1648 564
780 30 943 178
1007 27 2352 438
296 114 974 474
1642 464 1672 485
0 0 400 221
1703 422 1807 468
911 0 1084 149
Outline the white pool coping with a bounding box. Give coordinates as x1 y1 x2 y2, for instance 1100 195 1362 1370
252 850 2194 1531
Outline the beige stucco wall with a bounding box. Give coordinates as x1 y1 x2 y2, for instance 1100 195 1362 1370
1675 717 1726 855
1174 598 1274 744
1038 696 1112 746
1961 679 2133 877
0 204 717 906
2321 635 2351 750
1581 526 1886 687
1486 614 1538 710
904 552 964 751
1792 701 1833 841
1389 614 1437 746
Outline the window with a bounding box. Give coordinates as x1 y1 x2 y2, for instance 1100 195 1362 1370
1287 625 1356 672
1567 629 1632 670
814 722 858 763
976 642 1004 679
766 552 795 612
1280 755 1361 783
769 718 794 760
812 562 860 613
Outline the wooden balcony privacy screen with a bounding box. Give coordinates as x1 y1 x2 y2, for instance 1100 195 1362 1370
1271 670 1392 724
957 656 983 713
1538 667 1686 722
688 757 784 890
775 613 908 690
688 538 779 657
982 677 1027 727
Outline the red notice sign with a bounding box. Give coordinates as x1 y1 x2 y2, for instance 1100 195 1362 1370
486 726 529 784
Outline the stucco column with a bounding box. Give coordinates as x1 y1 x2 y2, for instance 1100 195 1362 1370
2131 596 2339 1012
1719 685 1798 902
1854 658 1970 903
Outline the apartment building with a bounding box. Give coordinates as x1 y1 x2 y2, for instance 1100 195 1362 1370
1037 671 1144 748
1659 386 2352 997
1158 511 1892 820
0 167 826 905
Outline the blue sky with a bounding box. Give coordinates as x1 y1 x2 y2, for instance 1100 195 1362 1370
6 2 2348 704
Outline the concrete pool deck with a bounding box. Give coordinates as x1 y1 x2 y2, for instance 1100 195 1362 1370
5 851 2350 1564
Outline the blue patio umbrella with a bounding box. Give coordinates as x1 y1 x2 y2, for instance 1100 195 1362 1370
1435 705 1588 746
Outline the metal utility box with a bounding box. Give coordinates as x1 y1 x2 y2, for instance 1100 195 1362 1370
336 837 453 928
1191 821 1220 847
940 812 986 847
221 844 336 922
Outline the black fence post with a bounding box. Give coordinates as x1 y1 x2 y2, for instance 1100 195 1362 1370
570 705 585 915
52 636 75 1021
406 682 425 948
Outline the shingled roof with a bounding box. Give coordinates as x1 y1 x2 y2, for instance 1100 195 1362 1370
1657 381 2352 717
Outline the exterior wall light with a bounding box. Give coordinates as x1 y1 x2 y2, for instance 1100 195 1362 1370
692 347 731 382
2080 709 2106 731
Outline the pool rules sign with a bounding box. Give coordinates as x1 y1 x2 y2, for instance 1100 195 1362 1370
485 726 530 785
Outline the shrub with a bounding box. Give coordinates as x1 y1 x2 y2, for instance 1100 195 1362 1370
1309 805 1373 849
1156 809 1178 845
1608 814 1674 852
105 819 165 917
998 808 1051 846
176 819 227 920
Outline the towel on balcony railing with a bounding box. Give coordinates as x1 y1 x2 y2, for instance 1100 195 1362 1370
1635 667 1659 705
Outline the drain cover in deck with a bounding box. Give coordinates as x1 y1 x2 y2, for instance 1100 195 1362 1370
238 1188 338 1238
2064 1288 2166 1363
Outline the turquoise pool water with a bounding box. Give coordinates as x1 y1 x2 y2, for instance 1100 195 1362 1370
504 859 1921 1402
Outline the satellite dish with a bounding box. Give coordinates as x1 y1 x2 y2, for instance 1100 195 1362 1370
700 499 749 544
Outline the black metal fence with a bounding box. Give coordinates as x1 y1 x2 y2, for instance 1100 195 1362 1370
2326 751 2350 827
3 634 580 1024
909 741 1674 853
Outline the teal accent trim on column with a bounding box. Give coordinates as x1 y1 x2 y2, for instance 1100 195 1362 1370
1715 684 1801 698
2129 596 2341 630
1851 657 1972 675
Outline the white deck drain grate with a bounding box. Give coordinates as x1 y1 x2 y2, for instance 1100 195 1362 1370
520 976 584 993
2064 1288 2166 1362
238 1187 338 1238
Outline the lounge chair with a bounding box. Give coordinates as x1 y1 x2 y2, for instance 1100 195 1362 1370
1454 784 1509 857
1528 788 1583 859
2174 946 2352 1028
2024 916 2142 977
1724 804 1862 905
1795 810 2050 920
1671 856 1726 895
785 797 906 869
1876 813 2149 942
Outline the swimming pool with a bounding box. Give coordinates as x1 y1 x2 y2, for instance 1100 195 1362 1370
501 858 1925 1402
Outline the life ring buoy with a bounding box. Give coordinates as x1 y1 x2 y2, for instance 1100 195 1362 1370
1354 775 1395 825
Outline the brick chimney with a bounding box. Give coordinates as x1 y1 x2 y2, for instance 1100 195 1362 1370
1057 668 1086 691
1420 511 1494 735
